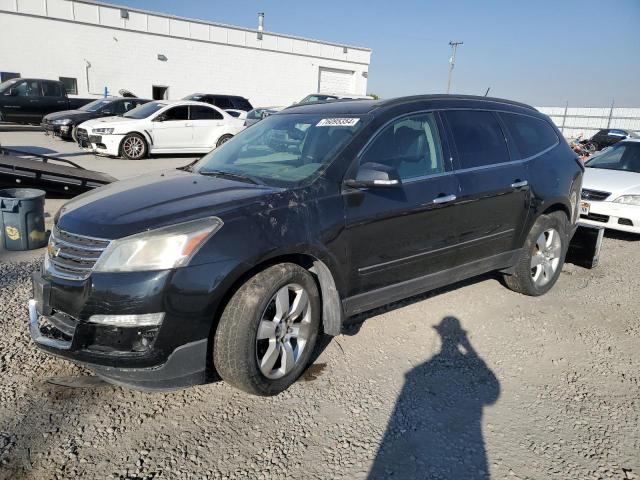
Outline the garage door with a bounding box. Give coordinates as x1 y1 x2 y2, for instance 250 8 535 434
318 67 355 95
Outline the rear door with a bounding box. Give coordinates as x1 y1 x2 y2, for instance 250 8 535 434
344 112 461 296
41 81 67 117
190 105 225 148
442 109 530 264
151 105 192 149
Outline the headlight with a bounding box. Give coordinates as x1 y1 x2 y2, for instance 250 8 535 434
613 195 640 206
93 128 114 135
94 217 223 273
51 118 72 125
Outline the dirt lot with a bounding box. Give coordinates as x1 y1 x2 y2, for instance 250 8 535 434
0 230 638 480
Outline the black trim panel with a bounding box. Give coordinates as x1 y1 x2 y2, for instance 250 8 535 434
345 249 521 316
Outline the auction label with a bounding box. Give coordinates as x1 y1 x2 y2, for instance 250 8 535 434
316 118 360 127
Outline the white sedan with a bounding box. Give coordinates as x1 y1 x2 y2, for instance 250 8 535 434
580 139 640 234
77 100 245 160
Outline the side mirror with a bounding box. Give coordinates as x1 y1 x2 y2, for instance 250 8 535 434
345 162 402 188
153 114 166 122
10 89 19 97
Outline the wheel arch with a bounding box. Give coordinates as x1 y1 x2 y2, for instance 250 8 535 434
211 252 345 341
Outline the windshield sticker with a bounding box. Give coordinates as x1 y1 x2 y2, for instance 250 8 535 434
316 118 360 127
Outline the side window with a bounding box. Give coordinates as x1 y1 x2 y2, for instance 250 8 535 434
110 101 129 115
190 105 223 120
359 112 445 180
498 112 558 159
232 97 252 111
445 110 510 168
162 106 189 121
214 96 234 109
59 77 77 95
11 80 40 97
42 81 63 97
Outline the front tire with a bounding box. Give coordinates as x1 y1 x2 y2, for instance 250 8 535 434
216 134 233 147
120 133 148 160
213 263 321 396
71 126 79 143
504 212 568 296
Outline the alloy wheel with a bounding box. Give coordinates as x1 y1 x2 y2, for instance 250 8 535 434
255 283 312 379
123 136 145 159
531 228 562 287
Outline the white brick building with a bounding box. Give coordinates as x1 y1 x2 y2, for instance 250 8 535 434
0 0 372 106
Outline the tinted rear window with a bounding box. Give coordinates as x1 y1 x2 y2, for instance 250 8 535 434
190 105 222 120
445 110 510 168
232 97 253 111
499 112 558 159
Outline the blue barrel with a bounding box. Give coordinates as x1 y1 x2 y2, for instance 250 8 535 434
0 188 47 251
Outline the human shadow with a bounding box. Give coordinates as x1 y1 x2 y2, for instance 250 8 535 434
368 316 500 480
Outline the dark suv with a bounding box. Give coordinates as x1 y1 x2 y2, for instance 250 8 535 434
29 95 583 395
589 128 639 150
182 93 253 112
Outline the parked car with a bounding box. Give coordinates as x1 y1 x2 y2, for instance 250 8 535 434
297 93 375 104
182 93 253 112
29 95 582 395
42 97 150 142
587 128 639 151
244 106 284 127
580 139 640 234
0 78 93 124
76 100 245 159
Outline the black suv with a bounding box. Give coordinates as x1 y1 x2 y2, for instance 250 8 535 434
182 93 253 112
29 95 583 395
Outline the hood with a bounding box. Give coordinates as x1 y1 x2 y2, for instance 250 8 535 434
43 109 97 122
583 167 640 198
57 169 280 238
79 115 135 130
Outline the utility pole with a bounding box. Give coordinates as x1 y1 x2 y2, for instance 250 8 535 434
446 41 463 94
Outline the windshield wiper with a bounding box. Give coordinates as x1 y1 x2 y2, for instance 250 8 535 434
198 170 259 185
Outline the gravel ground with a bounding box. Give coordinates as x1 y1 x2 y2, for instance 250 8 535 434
0 233 639 480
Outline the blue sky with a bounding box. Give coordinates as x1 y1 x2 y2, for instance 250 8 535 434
114 0 640 106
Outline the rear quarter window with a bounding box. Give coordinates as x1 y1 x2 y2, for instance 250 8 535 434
498 112 558 159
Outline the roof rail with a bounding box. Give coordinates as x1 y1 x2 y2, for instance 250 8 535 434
377 94 537 111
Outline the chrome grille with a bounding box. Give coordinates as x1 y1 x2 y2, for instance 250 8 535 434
47 227 110 280
581 189 611 201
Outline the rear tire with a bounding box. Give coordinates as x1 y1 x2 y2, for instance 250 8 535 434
504 212 568 296
216 134 233 147
120 133 148 160
213 263 321 396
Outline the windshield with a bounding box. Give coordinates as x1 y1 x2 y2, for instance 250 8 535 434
585 142 640 174
299 95 338 104
80 99 112 112
0 79 19 94
194 113 367 187
123 101 165 119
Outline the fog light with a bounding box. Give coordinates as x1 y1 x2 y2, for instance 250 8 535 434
88 313 164 327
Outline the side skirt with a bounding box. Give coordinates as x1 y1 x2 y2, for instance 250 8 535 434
342 249 522 316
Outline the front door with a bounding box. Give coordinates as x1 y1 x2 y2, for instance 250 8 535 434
151 105 192 149
442 109 529 265
344 112 461 297
2 79 42 123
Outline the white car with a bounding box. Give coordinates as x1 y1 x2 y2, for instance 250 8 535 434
77 100 245 160
580 139 640 234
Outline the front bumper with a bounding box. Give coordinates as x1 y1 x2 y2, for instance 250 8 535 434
580 200 640 234
27 262 235 390
42 122 72 137
82 134 124 156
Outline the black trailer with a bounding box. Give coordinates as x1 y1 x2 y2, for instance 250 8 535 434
0 146 116 196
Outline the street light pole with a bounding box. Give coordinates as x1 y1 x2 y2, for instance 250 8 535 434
446 41 463 94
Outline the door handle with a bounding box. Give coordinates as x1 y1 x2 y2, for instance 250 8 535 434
29 99 39 102
57 101 66 104
511 180 528 188
185 123 193 127
432 194 457 204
